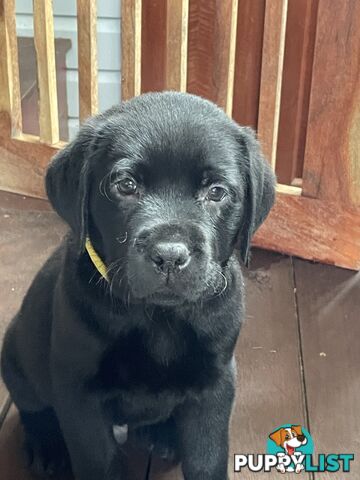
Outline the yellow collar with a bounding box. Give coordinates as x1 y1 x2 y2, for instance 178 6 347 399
85 238 109 281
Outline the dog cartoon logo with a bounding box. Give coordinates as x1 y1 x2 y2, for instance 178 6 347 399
235 424 353 474
268 424 313 474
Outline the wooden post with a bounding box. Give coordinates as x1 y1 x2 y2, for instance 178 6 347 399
77 0 98 123
187 0 239 111
257 0 288 168
0 0 22 136
121 0 142 100
232 0 266 129
302 0 360 207
275 0 318 185
165 0 189 92
225 0 238 116
33 0 59 144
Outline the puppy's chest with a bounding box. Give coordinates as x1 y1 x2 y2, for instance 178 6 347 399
92 322 220 394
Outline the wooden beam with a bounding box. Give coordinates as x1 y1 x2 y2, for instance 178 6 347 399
141 0 167 93
165 0 189 92
232 0 266 129
275 0 319 185
33 0 59 144
252 194 360 271
257 0 288 168
302 0 360 207
0 0 22 136
225 0 238 116
276 183 302 196
77 0 98 122
187 0 238 110
0 112 63 198
121 0 142 100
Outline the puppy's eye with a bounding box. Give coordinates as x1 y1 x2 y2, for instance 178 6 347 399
116 178 137 195
206 186 227 202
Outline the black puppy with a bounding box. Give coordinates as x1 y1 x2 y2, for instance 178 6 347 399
1 92 275 479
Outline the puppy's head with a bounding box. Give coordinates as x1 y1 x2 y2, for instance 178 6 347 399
269 426 307 453
46 92 275 306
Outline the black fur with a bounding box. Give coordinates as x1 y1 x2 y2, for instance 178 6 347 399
20 408 71 477
1 92 275 480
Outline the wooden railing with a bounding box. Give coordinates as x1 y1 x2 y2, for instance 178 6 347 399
0 0 359 269
77 0 98 123
121 0 142 99
0 0 22 137
0 0 298 188
33 0 59 144
0 0 296 182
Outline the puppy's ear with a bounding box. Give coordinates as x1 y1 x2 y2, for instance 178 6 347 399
269 428 284 447
236 127 276 265
45 120 100 249
292 425 303 436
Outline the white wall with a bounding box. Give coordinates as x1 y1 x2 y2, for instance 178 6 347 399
16 0 122 139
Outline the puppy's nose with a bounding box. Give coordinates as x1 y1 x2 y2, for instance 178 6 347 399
297 434 305 442
150 242 190 273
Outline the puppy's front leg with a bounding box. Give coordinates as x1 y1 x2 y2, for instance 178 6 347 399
53 391 123 480
176 368 235 480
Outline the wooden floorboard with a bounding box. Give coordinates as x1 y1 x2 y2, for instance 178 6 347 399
150 250 310 479
0 192 66 418
148 457 182 480
0 406 149 480
228 251 309 480
0 192 68 478
294 258 360 479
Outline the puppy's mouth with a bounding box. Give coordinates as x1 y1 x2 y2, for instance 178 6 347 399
146 290 185 306
286 445 295 455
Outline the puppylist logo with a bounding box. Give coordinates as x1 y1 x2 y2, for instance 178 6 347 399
234 424 354 474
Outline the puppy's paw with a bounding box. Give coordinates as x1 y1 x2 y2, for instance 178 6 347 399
153 444 178 463
23 435 71 478
133 419 180 465
276 464 286 474
20 408 71 477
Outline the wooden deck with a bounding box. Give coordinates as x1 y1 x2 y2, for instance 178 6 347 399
0 191 359 479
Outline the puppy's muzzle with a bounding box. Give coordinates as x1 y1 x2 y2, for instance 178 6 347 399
133 223 198 277
128 223 210 304
149 242 191 274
